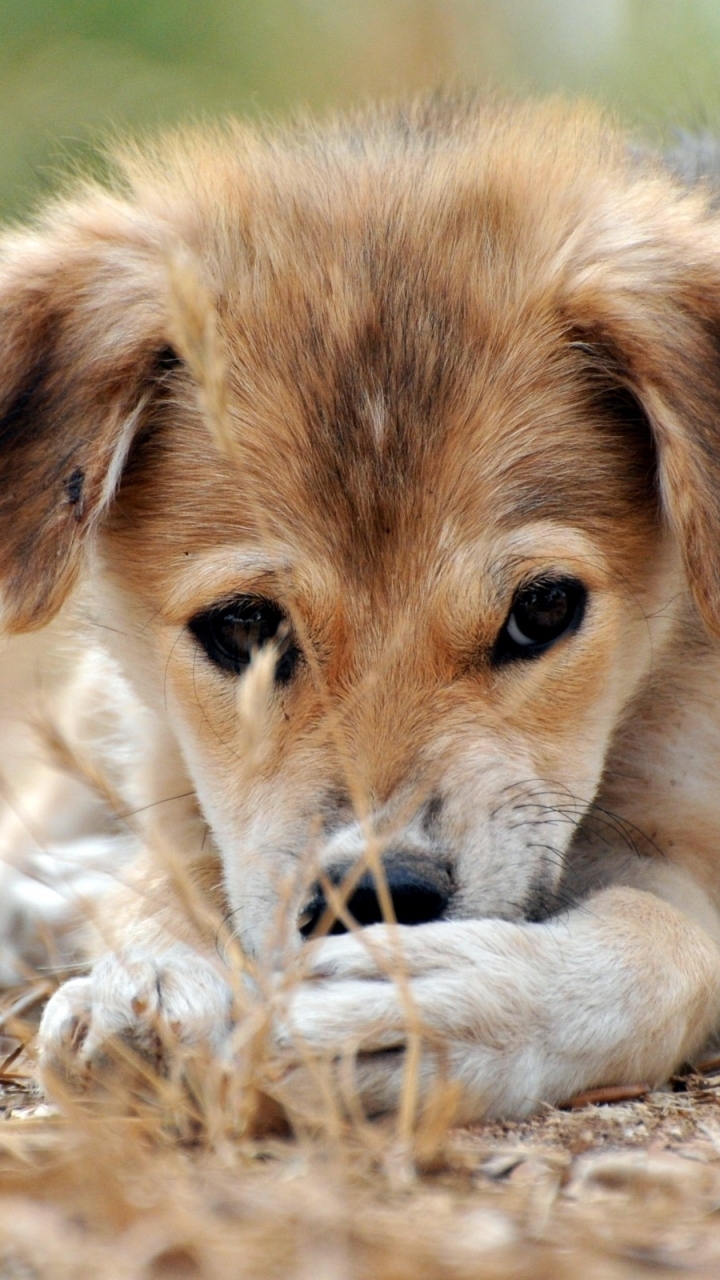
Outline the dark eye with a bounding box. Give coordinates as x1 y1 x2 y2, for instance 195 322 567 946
188 597 299 682
493 577 586 664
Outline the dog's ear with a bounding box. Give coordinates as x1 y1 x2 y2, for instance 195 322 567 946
0 191 173 632
565 203 720 638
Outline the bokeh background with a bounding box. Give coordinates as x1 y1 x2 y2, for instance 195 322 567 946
1 0 720 220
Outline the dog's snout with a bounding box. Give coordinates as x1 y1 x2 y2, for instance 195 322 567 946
299 853 452 937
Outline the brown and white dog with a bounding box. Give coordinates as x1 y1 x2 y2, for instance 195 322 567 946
3 96 720 1121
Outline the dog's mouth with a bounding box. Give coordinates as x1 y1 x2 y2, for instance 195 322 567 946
298 854 454 938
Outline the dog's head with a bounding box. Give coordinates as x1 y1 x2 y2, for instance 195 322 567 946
3 100 720 957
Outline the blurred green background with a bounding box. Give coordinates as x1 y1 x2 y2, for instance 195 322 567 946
1 0 720 220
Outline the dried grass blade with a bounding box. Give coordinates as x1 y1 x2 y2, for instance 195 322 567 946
166 250 239 466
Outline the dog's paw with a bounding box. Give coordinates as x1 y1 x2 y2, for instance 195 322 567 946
270 921 627 1121
275 901 720 1124
38 945 235 1093
273 919 576 1122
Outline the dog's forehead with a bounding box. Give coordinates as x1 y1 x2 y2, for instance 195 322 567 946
182 143 651 560
114 126 658 599
215 250 650 574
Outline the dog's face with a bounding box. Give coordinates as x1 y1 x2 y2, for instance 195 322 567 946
97 137 677 957
1 101 719 959
104 402 672 957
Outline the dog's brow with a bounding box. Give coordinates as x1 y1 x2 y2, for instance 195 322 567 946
166 548 295 614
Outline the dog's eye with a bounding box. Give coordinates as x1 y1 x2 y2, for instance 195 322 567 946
493 577 586 663
188 598 299 682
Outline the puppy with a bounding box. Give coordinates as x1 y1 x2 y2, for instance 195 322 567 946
3 96 720 1121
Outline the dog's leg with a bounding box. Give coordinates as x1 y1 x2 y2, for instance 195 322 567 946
38 876 720 1119
275 884 720 1122
0 624 149 983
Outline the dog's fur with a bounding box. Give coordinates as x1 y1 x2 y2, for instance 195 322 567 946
4 96 720 1120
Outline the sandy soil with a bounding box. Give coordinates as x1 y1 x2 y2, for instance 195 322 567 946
3 983 720 1279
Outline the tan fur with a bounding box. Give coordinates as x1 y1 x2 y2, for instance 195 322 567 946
4 95 720 1119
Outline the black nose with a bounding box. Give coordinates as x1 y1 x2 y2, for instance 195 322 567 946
299 853 452 937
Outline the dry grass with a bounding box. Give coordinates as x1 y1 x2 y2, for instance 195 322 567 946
4 990 720 1279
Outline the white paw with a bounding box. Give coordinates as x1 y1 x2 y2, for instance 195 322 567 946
274 905 720 1124
38 945 235 1092
271 920 551 1122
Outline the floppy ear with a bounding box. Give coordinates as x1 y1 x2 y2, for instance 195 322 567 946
564 201 720 637
0 191 173 632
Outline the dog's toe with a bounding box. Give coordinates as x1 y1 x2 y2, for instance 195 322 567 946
37 975 95 1085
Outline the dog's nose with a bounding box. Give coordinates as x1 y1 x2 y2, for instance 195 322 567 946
299 853 452 937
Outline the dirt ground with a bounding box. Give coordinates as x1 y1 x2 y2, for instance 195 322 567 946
3 984 720 1279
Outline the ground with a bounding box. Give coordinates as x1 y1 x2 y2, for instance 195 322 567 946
2 982 720 1278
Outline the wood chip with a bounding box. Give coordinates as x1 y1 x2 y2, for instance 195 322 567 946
559 1083 650 1110
694 1055 720 1077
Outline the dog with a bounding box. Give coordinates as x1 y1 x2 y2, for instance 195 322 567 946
3 94 720 1122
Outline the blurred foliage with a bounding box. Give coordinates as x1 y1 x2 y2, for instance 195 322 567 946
1 0 720 218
